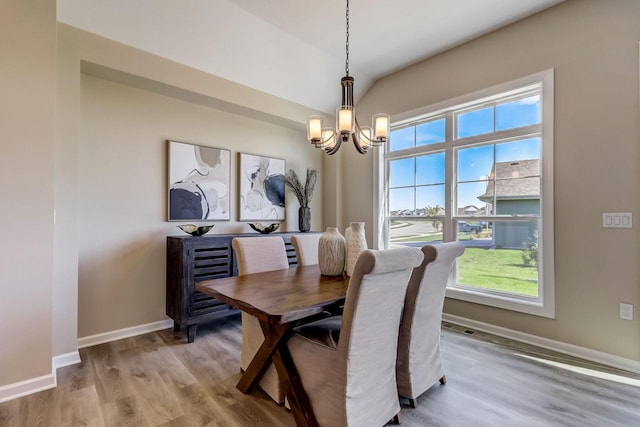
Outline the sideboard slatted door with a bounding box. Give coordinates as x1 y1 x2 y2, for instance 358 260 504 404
167 232 316 342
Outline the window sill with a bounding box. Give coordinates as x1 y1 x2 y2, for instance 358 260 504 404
445 286 555 318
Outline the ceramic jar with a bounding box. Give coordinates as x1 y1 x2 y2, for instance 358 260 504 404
345 222 367 276
318 227 346 276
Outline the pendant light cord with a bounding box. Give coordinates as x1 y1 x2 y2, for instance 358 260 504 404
345 0 350 76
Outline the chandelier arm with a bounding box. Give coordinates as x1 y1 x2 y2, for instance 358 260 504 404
352 133 368 154
326 138 342 155
352 117 368 153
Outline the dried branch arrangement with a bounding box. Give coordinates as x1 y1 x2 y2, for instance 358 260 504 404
285 168 317 208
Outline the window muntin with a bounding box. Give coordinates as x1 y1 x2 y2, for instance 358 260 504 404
382 72 553 317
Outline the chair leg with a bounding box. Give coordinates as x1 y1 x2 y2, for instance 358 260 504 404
439 374 447 385
408 398 418 408
392 413 402 424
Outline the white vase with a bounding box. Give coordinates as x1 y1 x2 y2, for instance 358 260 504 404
345 222 367 276
318 227 346 276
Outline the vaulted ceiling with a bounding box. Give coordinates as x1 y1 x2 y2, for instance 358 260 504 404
57 0 564 114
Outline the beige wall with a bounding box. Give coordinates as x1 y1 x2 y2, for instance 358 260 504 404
0 1 56 386
347 0 640 360
55 25 322 339
77 74 321 336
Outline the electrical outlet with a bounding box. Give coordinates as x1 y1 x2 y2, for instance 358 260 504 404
620 303 634 320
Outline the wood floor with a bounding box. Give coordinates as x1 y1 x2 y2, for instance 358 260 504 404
1 315 639 426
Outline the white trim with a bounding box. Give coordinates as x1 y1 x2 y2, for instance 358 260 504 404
0 320 173 404
442 313 640 375
77 319 173 349
382 69 555 317
52 351 81 370
0 372 56 404
392 71 550 125
373 147 385 250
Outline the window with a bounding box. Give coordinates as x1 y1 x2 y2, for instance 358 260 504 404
379 70 554 317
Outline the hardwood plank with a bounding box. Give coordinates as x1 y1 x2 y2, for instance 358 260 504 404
0 398 20 427
84 343 134 405
17 389 58 427
56 350 94 392
101 395 150 427
1 318 639 426
116 344 185 425
57 385 105 427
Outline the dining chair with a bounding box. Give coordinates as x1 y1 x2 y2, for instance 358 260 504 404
232 236 290 404
287 247 424 427
396 242 465 408
290 233 320 266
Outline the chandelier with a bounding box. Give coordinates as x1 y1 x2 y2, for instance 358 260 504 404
306 0 390 155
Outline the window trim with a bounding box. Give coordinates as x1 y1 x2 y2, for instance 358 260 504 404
376 69 555 318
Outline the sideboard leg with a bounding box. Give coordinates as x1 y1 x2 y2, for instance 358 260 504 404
173 321 181 332
187 324 198 343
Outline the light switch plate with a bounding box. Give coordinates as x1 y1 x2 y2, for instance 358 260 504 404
603 213 632 228
620 303 633 320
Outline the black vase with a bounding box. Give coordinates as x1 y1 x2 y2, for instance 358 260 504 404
298 207 311 232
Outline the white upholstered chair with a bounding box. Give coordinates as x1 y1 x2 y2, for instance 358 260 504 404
232 236 289 404
396 242 465 408
290 233 320 266
287 247 424 427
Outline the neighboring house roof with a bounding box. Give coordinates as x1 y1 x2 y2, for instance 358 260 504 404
458 205 491 216
478 159 540 203
457 205 480 216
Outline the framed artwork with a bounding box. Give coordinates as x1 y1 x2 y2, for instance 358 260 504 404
238 153 285 221
168 140 230 221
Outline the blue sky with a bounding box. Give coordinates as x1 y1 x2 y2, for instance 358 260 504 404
389 96 541 212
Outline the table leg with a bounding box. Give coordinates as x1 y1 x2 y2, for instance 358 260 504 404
272 343 319 427
236 322 290 393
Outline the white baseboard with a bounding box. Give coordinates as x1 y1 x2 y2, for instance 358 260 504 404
77 319 173 349
442 313 640 375
0 372 56 404
53 351 81 370
0 320 173 404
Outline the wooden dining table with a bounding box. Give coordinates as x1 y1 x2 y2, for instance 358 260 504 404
196 264 349 427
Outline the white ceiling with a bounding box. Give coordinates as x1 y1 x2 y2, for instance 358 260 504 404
57 0 564 114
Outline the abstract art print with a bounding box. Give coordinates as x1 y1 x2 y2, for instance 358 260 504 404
168 140 230 221
238 153 285 221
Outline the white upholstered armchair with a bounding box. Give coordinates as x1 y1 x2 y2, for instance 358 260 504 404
396 242 464 408
232 236 289 404
287 247 424 427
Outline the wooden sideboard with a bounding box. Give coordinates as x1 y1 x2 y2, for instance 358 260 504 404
166 232 313 342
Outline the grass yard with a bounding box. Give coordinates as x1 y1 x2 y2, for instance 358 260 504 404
458 248 538 297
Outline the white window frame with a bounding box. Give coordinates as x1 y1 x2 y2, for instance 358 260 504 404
375 70 555 318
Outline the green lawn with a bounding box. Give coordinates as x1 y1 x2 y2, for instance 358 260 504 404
458 248 538 297
390 240 538 296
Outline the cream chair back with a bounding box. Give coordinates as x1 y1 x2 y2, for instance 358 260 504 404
232 236 289 276
232 236 289 404
287 247 424 426
291 234 320 266
396 242 465 406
